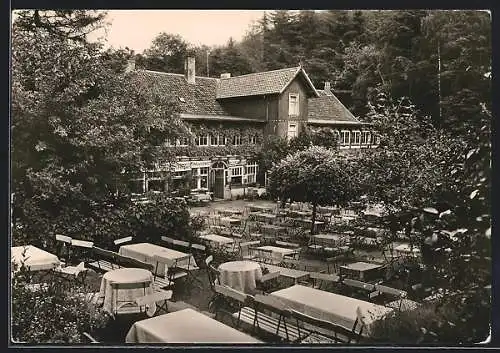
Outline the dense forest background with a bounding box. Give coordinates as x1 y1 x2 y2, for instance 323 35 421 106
131 10 491 135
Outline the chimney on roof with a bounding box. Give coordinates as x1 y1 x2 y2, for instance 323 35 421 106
220 73 231 79
125 57 136 73
185 56 196 84
324 81 331 92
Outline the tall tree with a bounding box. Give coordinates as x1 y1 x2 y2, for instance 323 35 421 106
11 12 188 246
268 146 362 234
140 33 189 73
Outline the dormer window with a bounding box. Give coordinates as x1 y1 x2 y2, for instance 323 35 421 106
289 93 299 116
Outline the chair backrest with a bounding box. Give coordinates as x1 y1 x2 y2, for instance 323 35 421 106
280 258 302 268
260 270 280 282
116 254 154 272
214 284 247 304
71 239 94 248
114 236 133 246
374 284 407 298
161 236 175 244
239 241 261 249
205 255 213 266
254 294 290 316
55 234 72 243
275 241 300 249
309 272 340 283
343 279 375 291
92 247 119 262
191 243 206 251
173 239 190 248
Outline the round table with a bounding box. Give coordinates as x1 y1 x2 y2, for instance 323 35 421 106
99 268 154 314
218 261 263 294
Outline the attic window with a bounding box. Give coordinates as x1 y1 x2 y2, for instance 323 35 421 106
178 97 186 103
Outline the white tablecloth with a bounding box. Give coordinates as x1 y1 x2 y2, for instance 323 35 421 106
126 308 263 343
256 246 297 263
119 243 197 277
271 285 392 333
218 261 263 293
340 262 382 281
199 234 234 246
98 268 154 314
11 245 60 272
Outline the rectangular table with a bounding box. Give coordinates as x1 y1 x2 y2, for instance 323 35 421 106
256 246 298 264
340 262 382 281
264 264 310 283
260 224 287 236
199 234 234 247
126 308 263 343
11 245 60 272
119 243 197 277
271 285 392 333
220 216 241 227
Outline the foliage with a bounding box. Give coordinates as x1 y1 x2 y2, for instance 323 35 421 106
11 264 110 343
369 288 491 344
11 14 189 250
137 33 189 73
268 146 362 233
13 10 107 43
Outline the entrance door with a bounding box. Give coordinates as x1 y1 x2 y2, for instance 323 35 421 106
213 169 225 199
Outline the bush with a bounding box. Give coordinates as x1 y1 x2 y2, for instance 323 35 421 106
11 266 110 343
368 288 491 344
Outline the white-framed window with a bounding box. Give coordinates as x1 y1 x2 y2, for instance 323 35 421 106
352 131 361 145
340 130 350 145
211 134 220 146
246 164 258 184
233 135 241 146
146 171 165 192
191 167 209 190
361 131 371 145
289 93 299 116
249 135 257 144
176 137 189 146
196 134 209 146
287 123 298 140
230 166 243 186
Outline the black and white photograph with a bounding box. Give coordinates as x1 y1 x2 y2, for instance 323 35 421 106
10 9 491 345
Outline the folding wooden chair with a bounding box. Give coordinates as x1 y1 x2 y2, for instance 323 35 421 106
135 289 173 317
256 270 281 293
213 284 247 326
110 280 151 318
70 239 94 264
55 234 72 263
308 272 340 291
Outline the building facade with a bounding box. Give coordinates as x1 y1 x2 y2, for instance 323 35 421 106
129 57 377 199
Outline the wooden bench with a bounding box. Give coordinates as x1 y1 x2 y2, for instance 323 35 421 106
288 309 363 344
87 247 121 272
235 294 307 343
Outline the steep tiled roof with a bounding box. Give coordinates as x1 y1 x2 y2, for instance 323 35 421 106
135 70 230 116
216 67 318 99
308 89 361 124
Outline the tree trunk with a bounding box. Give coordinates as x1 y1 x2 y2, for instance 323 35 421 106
311 203 317 235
